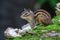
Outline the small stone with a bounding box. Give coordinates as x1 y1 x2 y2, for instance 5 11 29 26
41 30 48 32
58 20 60 22
51 31 56 33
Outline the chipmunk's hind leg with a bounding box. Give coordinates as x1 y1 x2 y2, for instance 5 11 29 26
42 21 53 26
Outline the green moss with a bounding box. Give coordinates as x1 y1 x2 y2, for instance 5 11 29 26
52 16 60 24
6 16 60 40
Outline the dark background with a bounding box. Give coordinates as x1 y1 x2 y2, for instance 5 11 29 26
0 0 56 40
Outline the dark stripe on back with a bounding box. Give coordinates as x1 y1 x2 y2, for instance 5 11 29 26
34 9 51 18
35 12 47 18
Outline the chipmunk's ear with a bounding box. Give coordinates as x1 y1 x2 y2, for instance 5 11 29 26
30 10 34 14
24 8 28 12
28 9 33 13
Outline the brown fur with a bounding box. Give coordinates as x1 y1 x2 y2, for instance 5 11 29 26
34 9 52 25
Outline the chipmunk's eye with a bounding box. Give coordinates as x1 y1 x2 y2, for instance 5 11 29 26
24 13 30 16
24 13 28 16
25 13 28 15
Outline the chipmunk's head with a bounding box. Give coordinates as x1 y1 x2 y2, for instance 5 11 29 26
20 8 34 21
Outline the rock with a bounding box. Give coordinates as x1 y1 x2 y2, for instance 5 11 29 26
18 29 26 35
22 24 33 33
57 33 60 36
4 27 22 38
41 31 59 38
46 33 58 37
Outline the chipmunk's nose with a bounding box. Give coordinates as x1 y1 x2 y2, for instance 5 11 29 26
20 15 23 18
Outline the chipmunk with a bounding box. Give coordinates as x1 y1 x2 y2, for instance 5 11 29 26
20 8 52 29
